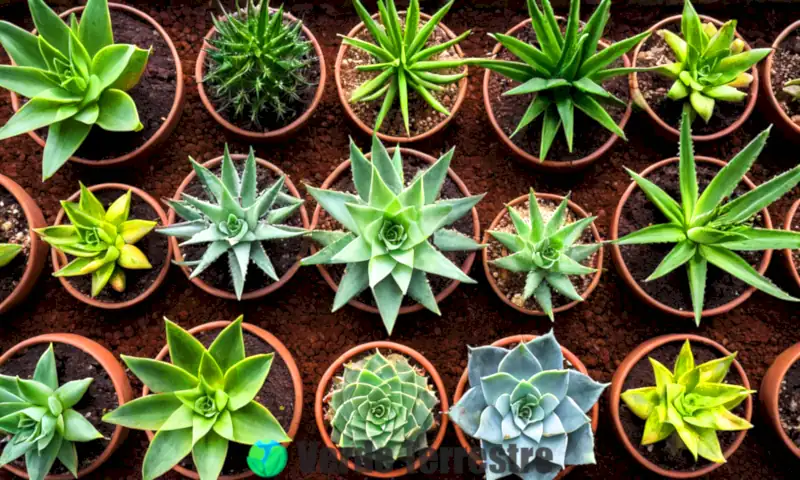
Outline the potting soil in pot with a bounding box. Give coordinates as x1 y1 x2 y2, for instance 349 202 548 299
0 187 29 304
779 360 800 450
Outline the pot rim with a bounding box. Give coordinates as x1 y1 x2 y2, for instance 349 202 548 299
451 334 601 478
167 154 310 300
760 341 800 459
8 3 185 168
51 183 172 310
482 192 604 316
313 340 449 478
609 333 753 478
195 8 327 141
783 199 800 289
610 156 773 319
762 19 800 139
629 14 759 142
142 320 304 480
0 333 134 480
308 147 480 316
334 11 469 144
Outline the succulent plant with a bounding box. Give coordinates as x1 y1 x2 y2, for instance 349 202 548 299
621 340 754 463
343 0 469 134
203 0 315 129
782 78 800 101
489 190 600 320
301 136 485 334
0 0 150 180
325 349 438 468
449 331 607 480
157 146 306 300
468 0 650 161
34 183 156 297
652 0 770 123
0 243 22 268
0 344 103 480
615 108 800 324
103 317 290 480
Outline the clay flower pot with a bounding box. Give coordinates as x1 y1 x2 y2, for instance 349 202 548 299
761 342 800 459
610 156 773 320
483 18 632 171
334 12 468 143
0 174 48 315
783 199 800 290
309 147 480 316
0 333 134 479
452 334 600 477
761 20 800 142
483 192 604 315
8 3 185 169
629 15 759 142
51 183 172 309
314 341 449 478
196 9 326 141
168 154 310 300
609 334 753 478
143 320 304 480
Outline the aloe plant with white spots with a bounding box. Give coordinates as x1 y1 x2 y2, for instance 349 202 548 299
449 331 607 480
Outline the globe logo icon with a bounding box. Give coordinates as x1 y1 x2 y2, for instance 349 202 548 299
247 440 287 478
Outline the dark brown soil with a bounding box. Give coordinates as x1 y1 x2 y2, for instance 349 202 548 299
618 163 765 312
1 342 117 475
619 341 747 472
0 187 29 304
770 30 800 123
779 360 800 449
58 189 168 303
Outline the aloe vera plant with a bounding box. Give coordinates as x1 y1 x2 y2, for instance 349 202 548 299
0 243 22 267
103 317 290 480
616 108 800 324
783 78 800 101
621 340 754 463
0 0 151 180
0 345 103 480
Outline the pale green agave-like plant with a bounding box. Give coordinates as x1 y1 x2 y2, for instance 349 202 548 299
783 78 800 101
157 146 306 300
621 340 753 463
325 350 437 468
302 136 485 334
0 0 150 180
103 316 290 480
449 331 607 480
0 345 103 480
0 244 22 268
489 189 600 320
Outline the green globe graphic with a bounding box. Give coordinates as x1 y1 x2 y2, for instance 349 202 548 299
247 440 287 478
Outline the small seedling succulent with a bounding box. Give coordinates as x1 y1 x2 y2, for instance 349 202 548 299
0 345 103 480
325 350 437 468
203 0 315 128
0 0 150 180
103 317 290 480
469 0 651 160
783 78 800 101
343 0 469 134
302 136 485 334
615 108 800 324
449 331 608 479
0 244 22 267
489 190 600 320
34 183 156 297
653 0 770 123
157 146 306 300
621 340 753 463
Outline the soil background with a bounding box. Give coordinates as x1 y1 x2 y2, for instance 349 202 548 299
0 1 798 479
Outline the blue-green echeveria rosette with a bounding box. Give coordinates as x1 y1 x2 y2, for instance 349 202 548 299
449 331 608 480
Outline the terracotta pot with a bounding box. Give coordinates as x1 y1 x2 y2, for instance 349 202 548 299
761 341 800 459
51 183 172 309
196 9 326 141
761 20 800 142
334 12 468 143
483 192 604 315
0 333 134 479
0 174 48 315
143 320 304 480
783 199 800 290
314 341 449 478
483 18 632 171
168 154 310 300
609 334 753 478
610 156 773 320
629 15 759 142
8 3 185 169
451 334 600 478
309 147 480 316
